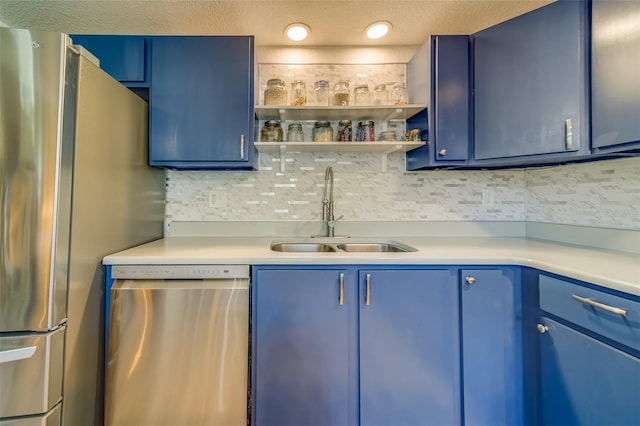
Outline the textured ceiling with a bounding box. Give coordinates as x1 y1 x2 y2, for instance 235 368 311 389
0 0 554 48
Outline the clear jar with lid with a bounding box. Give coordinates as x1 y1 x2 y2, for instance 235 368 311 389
314 80 330 106
337 120 352 142
373 84 389 105
354 84 371 106
261 120 283 142
356 121 375 142
391 82 409 105
287 123 304 142
264 79 287 105
333 80 350 106
312 121 334 142
290 80 306 106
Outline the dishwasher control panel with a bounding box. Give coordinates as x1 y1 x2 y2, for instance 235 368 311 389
110 264 250 280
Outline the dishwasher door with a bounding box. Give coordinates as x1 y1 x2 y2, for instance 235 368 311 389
106 277 249 426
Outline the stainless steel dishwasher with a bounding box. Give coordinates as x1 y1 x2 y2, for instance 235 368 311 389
106 265 250 426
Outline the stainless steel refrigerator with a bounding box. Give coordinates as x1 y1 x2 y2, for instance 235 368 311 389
0 28 165 426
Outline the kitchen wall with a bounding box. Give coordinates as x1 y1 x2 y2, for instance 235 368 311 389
164 155 639 234
164 60 639 236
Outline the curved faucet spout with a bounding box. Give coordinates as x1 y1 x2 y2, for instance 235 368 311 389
321 166 340 237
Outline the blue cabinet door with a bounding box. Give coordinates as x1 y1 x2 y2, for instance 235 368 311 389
472 0 589 163
70 35 147 84
407 36 470 170
538 317 640 426
461 268 523 426
591 0 640 151
149 36 255 169
252 268 358 426
359 269 461 426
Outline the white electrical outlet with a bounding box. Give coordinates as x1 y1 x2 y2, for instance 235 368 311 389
209 190 227 208
482 189 495 206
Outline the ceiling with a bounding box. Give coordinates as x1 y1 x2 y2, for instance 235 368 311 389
0 0 554 49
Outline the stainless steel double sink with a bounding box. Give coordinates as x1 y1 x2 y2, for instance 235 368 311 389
270 238 418 253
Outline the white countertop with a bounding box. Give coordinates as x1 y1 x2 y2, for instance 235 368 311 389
103 236 640 296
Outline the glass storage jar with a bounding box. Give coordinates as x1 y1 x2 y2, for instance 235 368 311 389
264 79 287 105
337 120 352 142
354 84 371 106
261 120 283 142
356 121 375 142
290 80 306 106
287 123 304 142
333 80 350 106
391 82 409 105
373 84 389 105
314 80 330 106
312 121 333 142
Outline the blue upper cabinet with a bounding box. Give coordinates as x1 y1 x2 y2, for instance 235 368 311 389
407 36 471 170
70 35 148 85
472 0 590 165
591 0 640 152
149 36 255 169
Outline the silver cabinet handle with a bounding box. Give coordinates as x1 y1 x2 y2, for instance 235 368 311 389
565 119 573 150
365 274 371 306
339 273 344 306
240 134 245 159
572 294 627 317
465 276 476 285
438 148 447 156
536 324 548 334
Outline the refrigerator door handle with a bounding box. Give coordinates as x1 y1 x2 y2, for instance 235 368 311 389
0 346 37 363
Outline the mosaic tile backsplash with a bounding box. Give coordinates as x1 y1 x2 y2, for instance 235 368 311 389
165 155 639 233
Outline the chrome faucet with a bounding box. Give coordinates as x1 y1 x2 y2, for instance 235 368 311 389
321 166 342 237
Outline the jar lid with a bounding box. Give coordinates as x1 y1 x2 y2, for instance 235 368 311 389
314 120 331 127
314 80 329 88
288 123 303 130
335 80 349 88
358 121 375 126
374 84 387 90
265 120 281 126
267 78 285 86
338 120 352 125
393 82 406 88
291 80 305 85
354 84 369 90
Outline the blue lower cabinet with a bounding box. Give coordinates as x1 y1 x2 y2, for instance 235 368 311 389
538 317 640 426
359 269 460 426
252 267 357 426
460 268 523 426
252 266 461 426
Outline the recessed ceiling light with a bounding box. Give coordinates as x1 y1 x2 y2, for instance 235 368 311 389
285 23 310 41
365 21 392 40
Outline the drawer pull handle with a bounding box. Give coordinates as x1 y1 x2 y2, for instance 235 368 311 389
339 273 344 306
0 346 37 364
571 294 627 317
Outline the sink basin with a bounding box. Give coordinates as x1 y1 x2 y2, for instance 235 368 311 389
270 239 417 253
270 242 336 252
336 242 417 252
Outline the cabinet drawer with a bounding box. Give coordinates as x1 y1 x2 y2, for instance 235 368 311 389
539 275 640 351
